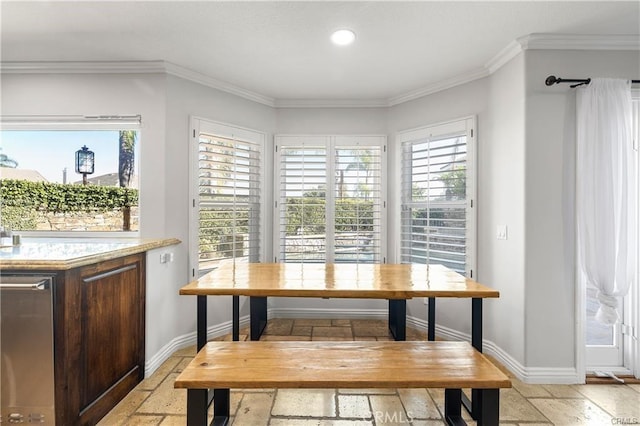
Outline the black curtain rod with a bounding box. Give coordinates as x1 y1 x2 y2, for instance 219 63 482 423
546 75 640 88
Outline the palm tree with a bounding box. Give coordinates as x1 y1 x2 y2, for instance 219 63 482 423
345 149 373 200
0 148 18 168
438 165 466 200
118 130 136 231
118 130 137 187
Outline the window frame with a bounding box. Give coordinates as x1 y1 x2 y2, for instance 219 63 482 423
0 115 142 238
396 116 476 277
273 134 387 264
189 117 266 278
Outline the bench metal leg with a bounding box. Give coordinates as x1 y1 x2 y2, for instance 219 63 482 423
462 298 483 419
212 389 230 425
477 389 499 426
445 388 500 426
461 390 481 421
186 389 213 426
444 389 465 426
250 296 268 341
388 299 406 341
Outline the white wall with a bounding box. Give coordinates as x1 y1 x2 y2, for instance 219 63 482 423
276 107 388 135
482 54 527 367
523 49 640 370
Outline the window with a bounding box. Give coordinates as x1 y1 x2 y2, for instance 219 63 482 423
0 116 140 233
274 135 386 263
191 119 263 276
399 117 475 276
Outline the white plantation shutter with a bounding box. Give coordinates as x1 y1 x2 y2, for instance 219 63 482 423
278 142 328 262
198 133 261 268
334 141 383 263
399 118 475 276
275 136 386 263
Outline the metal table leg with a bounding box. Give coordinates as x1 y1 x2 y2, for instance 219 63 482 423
388 299 406 341
250 296 268 340
428 297 436 341
471 298 483 351
232 296 239 341
197 295 207 351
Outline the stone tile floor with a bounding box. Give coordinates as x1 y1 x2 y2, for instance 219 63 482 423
98 318 640 425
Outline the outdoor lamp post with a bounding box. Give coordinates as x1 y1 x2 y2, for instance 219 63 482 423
75 145 95 185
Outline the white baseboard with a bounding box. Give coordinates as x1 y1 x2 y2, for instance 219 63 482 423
144 308 580 384
270 307 388 319
144 315 250 377
407 316 580 384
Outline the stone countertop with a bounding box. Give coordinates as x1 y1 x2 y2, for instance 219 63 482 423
0 237 181 270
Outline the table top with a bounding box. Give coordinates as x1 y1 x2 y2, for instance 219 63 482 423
174 341 511 389
180 263 499 299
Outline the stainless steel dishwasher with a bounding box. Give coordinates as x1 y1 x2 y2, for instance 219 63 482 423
1 275 55 424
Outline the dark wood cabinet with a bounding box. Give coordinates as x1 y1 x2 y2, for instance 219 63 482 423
8 253 146 425
1 238 179 425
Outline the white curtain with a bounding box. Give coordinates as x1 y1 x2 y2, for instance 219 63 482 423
576 78 637 325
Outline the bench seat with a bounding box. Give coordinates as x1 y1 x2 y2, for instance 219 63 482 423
174 341 511 426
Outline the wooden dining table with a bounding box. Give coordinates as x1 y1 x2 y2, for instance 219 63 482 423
180 262 500 419
181 262 498 347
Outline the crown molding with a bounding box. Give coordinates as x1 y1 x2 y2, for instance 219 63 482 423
0 60 167 74
387 67 490 106
519 33 640 51
2 34 637 108
274 98 389 108
388 33 639 106
163 62 275 107
485 40 524 74
0 60 276 107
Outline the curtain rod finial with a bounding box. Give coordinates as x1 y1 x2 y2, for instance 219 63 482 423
545 75 559 86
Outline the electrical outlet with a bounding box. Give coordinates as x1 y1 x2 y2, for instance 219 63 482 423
497 225 508 240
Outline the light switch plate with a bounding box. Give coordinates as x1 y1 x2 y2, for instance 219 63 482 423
497 225 508 240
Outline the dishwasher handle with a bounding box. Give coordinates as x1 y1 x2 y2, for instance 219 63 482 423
0 279 50 290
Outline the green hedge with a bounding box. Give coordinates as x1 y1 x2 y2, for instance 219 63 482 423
285 197 375 235
0 179 138 213
0 205 38 230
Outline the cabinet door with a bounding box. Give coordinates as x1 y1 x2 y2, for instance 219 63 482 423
79 254 145 422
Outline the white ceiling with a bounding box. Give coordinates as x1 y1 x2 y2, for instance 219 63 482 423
1 1 639 104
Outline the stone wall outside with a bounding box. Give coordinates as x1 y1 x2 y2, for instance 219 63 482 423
35 207 139 232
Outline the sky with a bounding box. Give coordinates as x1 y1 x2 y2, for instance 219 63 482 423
0 130 139 184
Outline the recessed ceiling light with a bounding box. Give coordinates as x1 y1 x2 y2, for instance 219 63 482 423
331 29 356 46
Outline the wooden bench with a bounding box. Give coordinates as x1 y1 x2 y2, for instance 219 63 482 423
174 341 511 426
